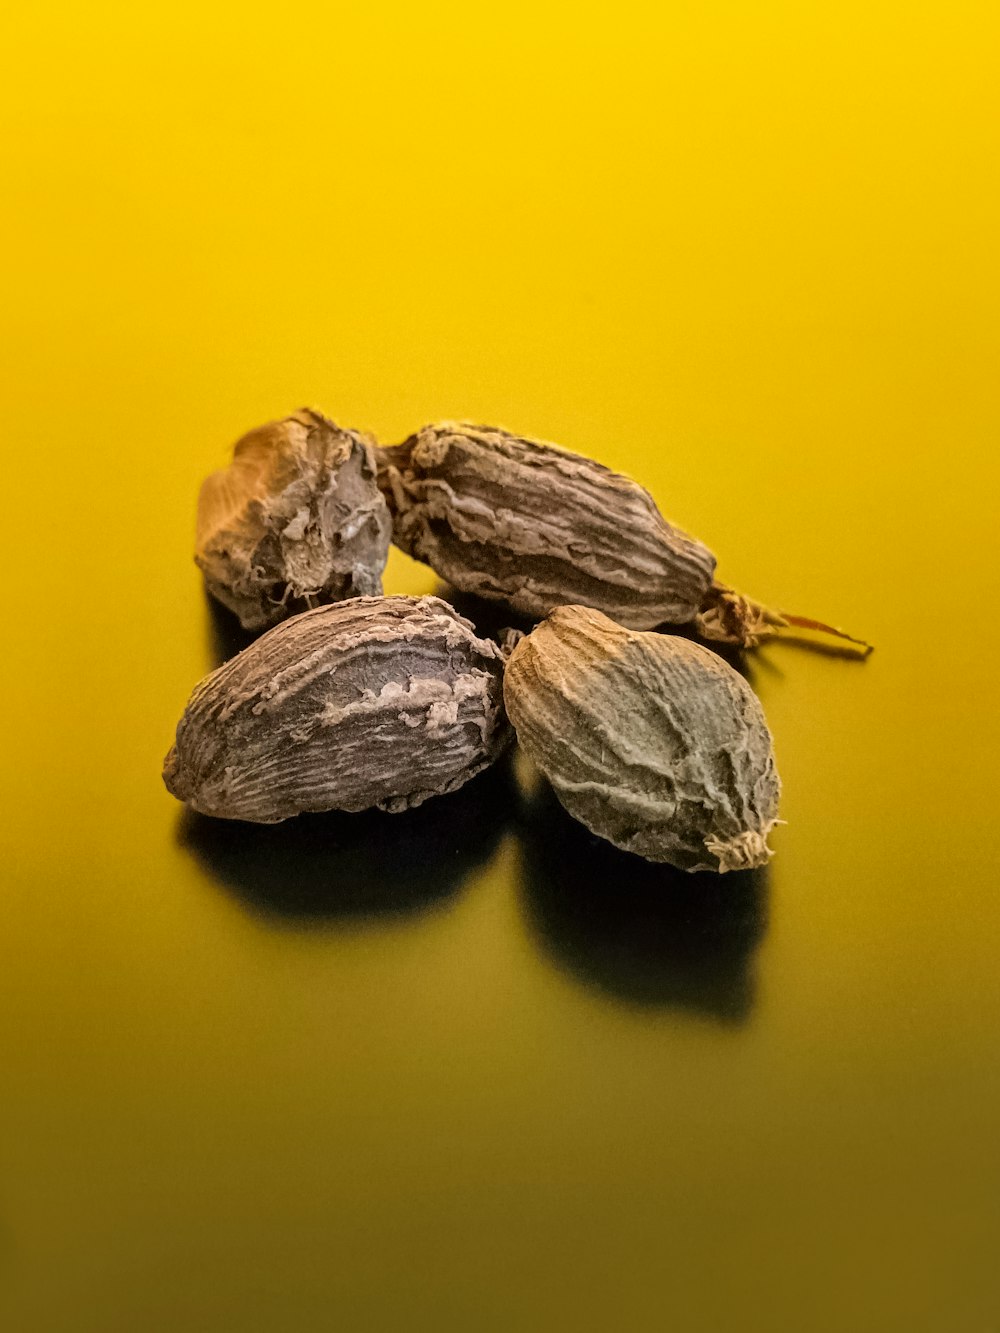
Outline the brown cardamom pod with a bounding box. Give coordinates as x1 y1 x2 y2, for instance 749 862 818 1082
377 423 716 630
163 595 510 822
196 408 391 631
378 422 870 655
503 605 781 872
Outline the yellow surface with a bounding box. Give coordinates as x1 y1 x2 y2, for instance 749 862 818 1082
2 3 999 1331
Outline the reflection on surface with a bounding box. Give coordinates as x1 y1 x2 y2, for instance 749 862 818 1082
178 757 516 925
517 786 769 1021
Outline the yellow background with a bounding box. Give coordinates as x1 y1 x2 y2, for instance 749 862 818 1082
2 2 999 1330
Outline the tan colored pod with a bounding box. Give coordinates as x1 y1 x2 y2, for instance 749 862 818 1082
163 595 510 822
377 423 717 631
196 408 391 631
503 605 781 872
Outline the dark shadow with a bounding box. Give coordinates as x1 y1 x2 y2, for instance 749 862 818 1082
655 621 753 677
659 619 870 666
177 754 517 927
516 784 769 1022
204 591 259 667
434 582 537 643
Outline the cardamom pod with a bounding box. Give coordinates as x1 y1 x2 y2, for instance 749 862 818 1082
378 422 870 654
377 423 716 631
163 595 510 822
196 408 391 631
503 605 781 871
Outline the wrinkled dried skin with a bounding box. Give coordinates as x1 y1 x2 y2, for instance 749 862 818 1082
504 605 781 871
163 595 511 821
196 408 391 631
377 423 716 630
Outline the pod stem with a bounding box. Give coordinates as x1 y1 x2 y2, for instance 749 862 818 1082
695 582 873 657
498 626 526 659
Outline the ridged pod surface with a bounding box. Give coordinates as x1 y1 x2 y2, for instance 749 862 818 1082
196 409 391 630
504 605 781 871
163 596 510 821
377 423 717 630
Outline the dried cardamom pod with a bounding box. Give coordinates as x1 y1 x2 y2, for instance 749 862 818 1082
163 595 510 822
503 605 781 871
378 422 870 654
196 409 391 631
378 422 715 631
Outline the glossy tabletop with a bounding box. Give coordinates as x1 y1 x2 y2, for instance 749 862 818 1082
2 3 999 1330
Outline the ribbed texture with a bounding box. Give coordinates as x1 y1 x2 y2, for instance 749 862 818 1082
503 605 781 871
196 408 391 631
163 595 510 821
377 423 716 629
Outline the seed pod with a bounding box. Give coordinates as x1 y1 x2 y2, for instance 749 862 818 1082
378 422 871 655
377 423 717 631
163 595 510 822
196 409 391 631
503 605 781 872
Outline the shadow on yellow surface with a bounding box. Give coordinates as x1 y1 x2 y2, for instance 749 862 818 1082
203 592 261 666
517 785 769 1022
176 756 517 925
